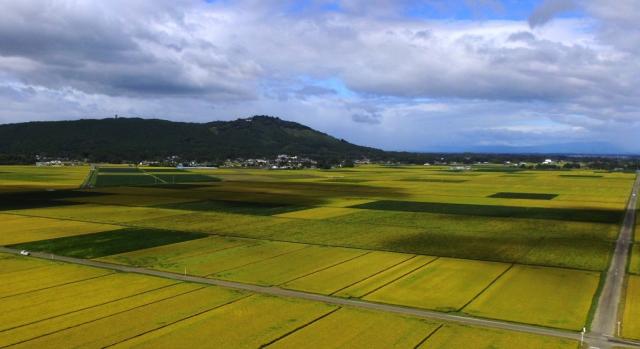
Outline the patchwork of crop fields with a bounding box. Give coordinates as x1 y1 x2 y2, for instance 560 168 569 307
0 253 577 348
1 164 637 346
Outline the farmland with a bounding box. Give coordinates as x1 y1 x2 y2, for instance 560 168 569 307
0 254 579 348
0 164 637 347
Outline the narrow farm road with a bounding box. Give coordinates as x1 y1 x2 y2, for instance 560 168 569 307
591 171 640 342
2 246 640 349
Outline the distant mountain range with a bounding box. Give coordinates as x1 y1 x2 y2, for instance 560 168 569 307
0 116 386 163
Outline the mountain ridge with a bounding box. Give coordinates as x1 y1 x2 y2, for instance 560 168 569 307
0 116 386 163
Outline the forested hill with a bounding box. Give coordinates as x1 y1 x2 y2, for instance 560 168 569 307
0 116 387 163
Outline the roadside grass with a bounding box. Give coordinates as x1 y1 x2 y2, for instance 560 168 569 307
364 258 510 312
10 228 207 258
622 275 640 340
463 264 600 330
0 213 120 245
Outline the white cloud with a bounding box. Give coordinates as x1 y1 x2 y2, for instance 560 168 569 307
0 0 638 152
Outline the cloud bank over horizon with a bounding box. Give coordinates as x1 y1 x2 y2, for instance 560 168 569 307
0 0 639 153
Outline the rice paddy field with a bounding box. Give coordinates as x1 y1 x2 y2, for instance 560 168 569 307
1 164 637 346
0 254 578 348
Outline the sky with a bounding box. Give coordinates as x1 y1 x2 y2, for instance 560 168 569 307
0 0 639 153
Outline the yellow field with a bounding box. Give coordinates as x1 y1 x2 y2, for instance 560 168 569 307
0 272 176 331
417 324 578 349
112 294 338 349
282 251 413 295
0 213 120 245
213 245 367 286
275 207 359 219
267 307 439 348
463 265 599 330
7 204 185 225
13 286 246 348
365 258 510 312
0 253 53 273
134 240 306 276
334 255 436 298
0 282 201 347
622 275 640 340
0 165 90 191
0 262 111 298
100 236 251 268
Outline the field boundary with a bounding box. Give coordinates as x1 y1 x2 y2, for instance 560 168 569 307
105 293 254 348
458 264 514 312
412 323 444 349
0 272 114 300
279 251 372 286
259 307 341 348
359 257 440 298
329 254 417 296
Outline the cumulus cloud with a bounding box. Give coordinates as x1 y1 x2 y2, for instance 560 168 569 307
0 0 638 152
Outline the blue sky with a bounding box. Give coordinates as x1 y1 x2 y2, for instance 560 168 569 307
0 0 638 154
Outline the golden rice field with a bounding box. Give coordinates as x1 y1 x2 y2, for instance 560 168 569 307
334 255 437 298
213 245 366 286
266 307 439 349
463 265 600 330
1 164 637 342
0 213 120 245
0 250 580 348
282 251 412 295
0 165 90 192
364 258 510 312
416 324 578 349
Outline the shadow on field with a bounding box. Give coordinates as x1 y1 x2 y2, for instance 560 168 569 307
351 200 624 224
0 189 113 211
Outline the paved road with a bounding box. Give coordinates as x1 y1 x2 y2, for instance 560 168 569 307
3 247 640 348
591 171 640 342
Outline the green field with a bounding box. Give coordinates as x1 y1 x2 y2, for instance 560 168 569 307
10 228 207 258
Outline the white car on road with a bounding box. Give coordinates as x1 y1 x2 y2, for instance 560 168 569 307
20 250 30 256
